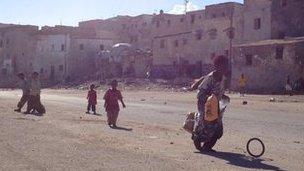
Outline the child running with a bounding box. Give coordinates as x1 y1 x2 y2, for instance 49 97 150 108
103 80 126 128
86 84 97 114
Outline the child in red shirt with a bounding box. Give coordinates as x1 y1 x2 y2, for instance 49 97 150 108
86 84 97 114
103 80 126 128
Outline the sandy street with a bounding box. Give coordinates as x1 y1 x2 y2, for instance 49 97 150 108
0 89 303 171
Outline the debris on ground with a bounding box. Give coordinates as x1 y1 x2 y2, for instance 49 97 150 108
243 101 248 105
269 98 276 102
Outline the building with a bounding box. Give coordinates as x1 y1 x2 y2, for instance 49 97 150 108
1 0 304 91
0 25 38 86
232 37 304 92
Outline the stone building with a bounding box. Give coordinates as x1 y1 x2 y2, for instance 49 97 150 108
151 2 244 78
232 37 304 92
0 25 38 86
34 25 116 84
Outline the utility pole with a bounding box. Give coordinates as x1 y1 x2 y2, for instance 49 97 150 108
184 0 189 14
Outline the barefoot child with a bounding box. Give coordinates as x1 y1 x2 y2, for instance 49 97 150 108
86 84 97 114
103 80 126 128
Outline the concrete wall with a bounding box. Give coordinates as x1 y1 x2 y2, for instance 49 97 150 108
242 0 272 42
232 40 304 92
0 26 38 86
151 2 244 76
271 0 304 39
34 34 70 84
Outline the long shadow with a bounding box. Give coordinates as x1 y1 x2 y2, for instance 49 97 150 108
111 126 133 132
197 151 284 171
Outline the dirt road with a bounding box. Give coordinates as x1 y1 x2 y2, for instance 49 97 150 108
0 89 303 170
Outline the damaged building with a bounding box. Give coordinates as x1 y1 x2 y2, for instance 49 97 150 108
1 0 304 91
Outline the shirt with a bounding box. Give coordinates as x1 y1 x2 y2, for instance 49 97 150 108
87 90 97 105
19 79 30 95
103 89 122 111
239 76 247 87
29 79 41 96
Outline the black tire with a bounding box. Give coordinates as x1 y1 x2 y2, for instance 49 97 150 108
246 138 265 158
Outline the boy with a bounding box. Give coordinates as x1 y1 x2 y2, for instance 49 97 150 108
14 73 30 112
86 84 97 114
103 80 126 128
25 72 45 115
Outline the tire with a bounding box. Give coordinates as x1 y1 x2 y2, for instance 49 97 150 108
246 138 265 158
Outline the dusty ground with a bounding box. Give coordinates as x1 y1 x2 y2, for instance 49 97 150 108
0 89 303 171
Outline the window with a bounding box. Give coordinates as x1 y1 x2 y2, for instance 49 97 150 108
224 50 229 57
156 21 160 28
191 15 195 24
212 14 216 18
246 55 253 66
100 44 104 51
209 29 217 39
61 44 66 51
51 44 55 51
160 39 165 48
254 18 261 30
276 46 284 59
0 40 3 48
40 68 44 74
6 39 9 44
281 0 287 7
183 38 188 45
196 29 203 40
222 12 226 17
174 40 179 47
167 20 171 26
79 44 84 50
180 18 184 22
59 65 64 72
211 53 216 59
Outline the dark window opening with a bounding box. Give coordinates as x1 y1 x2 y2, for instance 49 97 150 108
222 13 226 17
180 18 184 22
156 21 160 28
183 38 187 45
6 39 9 44
276 46 284 59
224 50 229 57
0 40 3 47
61 44 66 51
209 29 217 40
100 44 104 51
1 68 7 75
196 29 203 40
59 65 64 72
211 53 216 59
246 55 253 66
79 44 84 50
281 0 287 7
254 18 261 30
191 15 195 24
212 14 216 18
278 32 286 39
160 39 165 48
167 20 171 26
40 68 44 74
51 44 55 51
174 40 179 47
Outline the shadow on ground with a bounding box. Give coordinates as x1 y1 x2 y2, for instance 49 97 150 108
197 151 284 171
111 126 133 132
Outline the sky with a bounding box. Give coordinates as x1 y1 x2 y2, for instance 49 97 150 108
0 0 243 27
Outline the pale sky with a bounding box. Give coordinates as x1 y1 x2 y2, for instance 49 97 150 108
0 0 243 27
